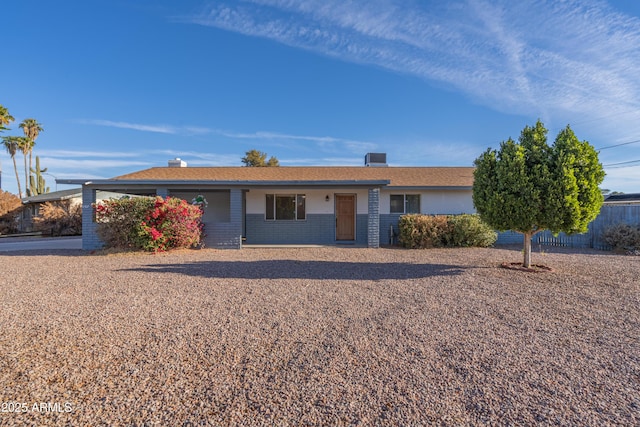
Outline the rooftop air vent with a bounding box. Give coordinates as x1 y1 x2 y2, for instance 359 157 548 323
168 158 187 168
364 153 387 167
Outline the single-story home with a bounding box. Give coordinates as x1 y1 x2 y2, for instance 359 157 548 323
59 154 476 250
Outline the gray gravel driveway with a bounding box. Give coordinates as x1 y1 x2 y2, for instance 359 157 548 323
0 246 638 425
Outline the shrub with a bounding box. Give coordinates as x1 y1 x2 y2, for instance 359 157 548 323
95 197 156 249
602 223 640 252
0 190 23 234
399 214 451 248
95 196 203 252
138 197 203 252
446 214 497 248
32 201 82 236
398 214 496 249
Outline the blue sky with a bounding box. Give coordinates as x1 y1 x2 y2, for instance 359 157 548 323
2 0 640 195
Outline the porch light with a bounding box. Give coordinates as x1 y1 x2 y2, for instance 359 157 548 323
325 195 330 202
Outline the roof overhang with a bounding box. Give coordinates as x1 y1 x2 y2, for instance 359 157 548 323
384 186 473 191
56 179 391 188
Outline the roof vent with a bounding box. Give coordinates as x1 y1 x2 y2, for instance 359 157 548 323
364 153 387 167
168 158 187 168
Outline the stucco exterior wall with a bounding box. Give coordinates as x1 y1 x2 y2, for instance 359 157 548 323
245 188 370 216
379 189 474 214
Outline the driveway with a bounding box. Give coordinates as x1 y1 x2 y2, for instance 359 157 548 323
0 236 82 252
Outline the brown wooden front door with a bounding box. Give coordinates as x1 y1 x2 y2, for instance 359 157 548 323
335 194 355 240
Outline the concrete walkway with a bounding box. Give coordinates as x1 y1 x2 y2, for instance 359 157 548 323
0 236 82 252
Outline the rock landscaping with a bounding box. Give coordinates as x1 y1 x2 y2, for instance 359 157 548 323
0 246 638 425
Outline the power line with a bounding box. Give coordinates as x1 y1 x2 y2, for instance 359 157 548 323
597 139 640 150
604 159 640 168
604 159 640 166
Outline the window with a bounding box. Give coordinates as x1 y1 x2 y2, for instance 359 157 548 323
266 194 306 220
390 194 420 214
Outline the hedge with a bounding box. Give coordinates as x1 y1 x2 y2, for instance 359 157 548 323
398 214 497 249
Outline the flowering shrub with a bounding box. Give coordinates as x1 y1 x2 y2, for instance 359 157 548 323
138 197 203 252
95 196 203 252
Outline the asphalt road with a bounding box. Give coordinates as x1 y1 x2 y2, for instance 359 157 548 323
0 236 82 252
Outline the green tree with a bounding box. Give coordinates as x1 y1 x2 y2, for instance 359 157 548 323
473 120 605 268
241 149 280 167
2 136 24 198
19 118 44 188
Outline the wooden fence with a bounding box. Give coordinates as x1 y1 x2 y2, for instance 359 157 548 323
497 205 640 250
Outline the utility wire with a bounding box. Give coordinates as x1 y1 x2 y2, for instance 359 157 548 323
597 139 640 150
604 159 640 168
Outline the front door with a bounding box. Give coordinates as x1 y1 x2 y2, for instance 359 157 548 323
335 194 355 240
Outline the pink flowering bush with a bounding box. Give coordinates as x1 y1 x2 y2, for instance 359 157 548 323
138 197 203 252
95 196 203 252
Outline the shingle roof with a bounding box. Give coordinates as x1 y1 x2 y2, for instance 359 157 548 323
112 166 474 188
22 188 82 204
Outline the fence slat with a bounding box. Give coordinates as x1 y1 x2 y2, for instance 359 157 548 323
498 205 640 249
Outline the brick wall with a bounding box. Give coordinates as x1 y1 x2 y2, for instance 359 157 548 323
245 214 368 245
367 188 380 248
81 187 103 250
204 188 242 249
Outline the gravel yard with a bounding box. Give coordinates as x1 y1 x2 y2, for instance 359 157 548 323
0 246 638 426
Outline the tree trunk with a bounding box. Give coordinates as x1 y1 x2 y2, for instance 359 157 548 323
12 157 23 199
23 154 29 197
523 231 532 268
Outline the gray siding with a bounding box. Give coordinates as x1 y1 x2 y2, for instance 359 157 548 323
245 214 368 245
379 214 403 245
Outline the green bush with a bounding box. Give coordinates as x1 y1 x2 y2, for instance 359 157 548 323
602 223 640 252
95 197 156 249
95 196 204 252
447 214 498 248
398 214 496 249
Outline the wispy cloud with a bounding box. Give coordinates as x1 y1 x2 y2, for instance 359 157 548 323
183 0 640 140
38 149 142 158
216 130 377 153
76 119 178 134
39 157 152 170
77 117 377 155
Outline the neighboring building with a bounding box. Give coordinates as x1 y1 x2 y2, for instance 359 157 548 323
603 193 640 205
59 154 476 250
20 188 138 232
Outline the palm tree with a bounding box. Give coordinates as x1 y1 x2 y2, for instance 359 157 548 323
2 136 24 197
0 104 14 131
19 119 43 183
16 137 33 196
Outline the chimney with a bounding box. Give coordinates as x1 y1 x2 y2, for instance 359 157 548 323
364 153 387 167
168 158 187 168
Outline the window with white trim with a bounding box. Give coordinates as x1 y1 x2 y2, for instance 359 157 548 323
390 194 420 214
266 194 306 220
